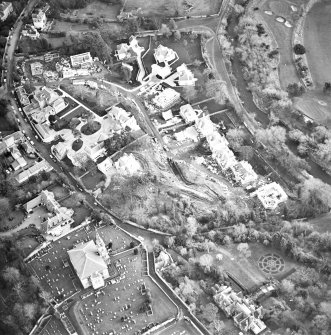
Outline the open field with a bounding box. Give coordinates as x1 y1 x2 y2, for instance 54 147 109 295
304 0 331 88
81 169 105 191
293 90 331 126
261 0 303 88
72 0 121 19
307 213 331 233
123 0 222 17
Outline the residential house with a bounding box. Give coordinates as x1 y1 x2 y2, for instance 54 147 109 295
0 2 13 21
24 190 74 237
97 157 113 175
230 161 258 185
0 131 23 154
16 86 30 106
152 88 181 110
114 153 141 175
35 123 56 142
70 52 93 68
174 126 199 143
51 141 68 160
195 116 215 137
15 160 53 183
176 64 197 86
22 24 40 39
151 64 172 79
32 8 47 30
115 36 144 61
68 233 110 289
34 86 59 108
251 182 288 210
154 45 177 64
107 106 139 131
30 61 43 76
179 104 198 123
162 110 173 121
52 97 67 113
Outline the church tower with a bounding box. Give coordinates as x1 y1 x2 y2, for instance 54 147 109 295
95 229 109 261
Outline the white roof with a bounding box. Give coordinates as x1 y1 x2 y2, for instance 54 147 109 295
114 153 141 175
154 45 176 64
68 240 107 280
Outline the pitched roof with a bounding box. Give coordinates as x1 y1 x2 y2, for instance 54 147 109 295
68 240 107 279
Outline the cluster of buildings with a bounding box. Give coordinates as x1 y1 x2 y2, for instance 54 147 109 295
24 190 74 237
0 1 13 21
213 285 267 335
0 130 53 183
68 232 110 289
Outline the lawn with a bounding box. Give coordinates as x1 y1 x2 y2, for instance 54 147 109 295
73 0 121 19
123 0 222 17
62 106 89 123
81 169 105 191
48 184 70 200
59 195 92 226
307 213 331 233
261 0 303 89
142 33 203 75
0 116 16 131
0 209 25 231
304 0 331 88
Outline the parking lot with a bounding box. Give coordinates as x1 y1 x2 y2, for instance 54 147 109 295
70 249 177 335
27 224 135 303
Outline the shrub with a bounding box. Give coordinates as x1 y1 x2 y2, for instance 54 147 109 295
294 44 306 55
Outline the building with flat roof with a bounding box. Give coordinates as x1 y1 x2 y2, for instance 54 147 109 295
154 45 177 64
30 62 43 76
251 182 288 210
70 52 93 68
152 88 181 110
32 8 47 29
230 161 258 186
68 233 110 289
0 2 13 21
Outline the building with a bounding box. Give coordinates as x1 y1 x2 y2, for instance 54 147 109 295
154 45 177 64
179 104 198 124
34 86 59 108
174 126 199 143
51 141 68 160
152 88 181 110
15 160 53 183
16 86 30 106
151 64 172 79
35 123 56 142
21 24 40 39
115 36 144 61
0 2 13 21
107 106 139 131
213 285 267 335
176 64 197 86
195 116 215 137
68 233 110 289
30 61 43 76
70 52 93 68
97 157 113 175
230 161 258 185
32 8 47 30
0 131 24 154
251 182 288 210
24 190 74 236
162 110 173 121
52 97 67 114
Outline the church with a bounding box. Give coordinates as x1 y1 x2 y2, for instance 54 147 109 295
68 231 110 289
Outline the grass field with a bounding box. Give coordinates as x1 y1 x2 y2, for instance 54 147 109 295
307 213 331 233
304 0 331 88
73 0 121 19
123 0 222 17
261 0 304 89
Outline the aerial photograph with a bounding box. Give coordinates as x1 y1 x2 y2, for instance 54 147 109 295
0 0 331 334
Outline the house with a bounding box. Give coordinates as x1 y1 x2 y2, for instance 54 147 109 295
107 106 139 131
97 157 113 175
174 126 199 142
16 86 30 106
68 233 110 289
151 64 172 79
35 123 56 142
251 182 288 210
52 97 67 113
195 116 215 137
22 24 40 39
179 104 198 123
32 8 47 30
86 80 98 89
24 190 74 237
70 52 93 68
176 64 197 86
72 79 85 85
115 43 131 61
0 131 24 154
213 285 267 335
162 110 173 121
152 88 181 110
34 86 59 108
0 2 13 21
154 45 177 64
230 161 258 185
114 153 141 175
30 62 43 76
51 142 68 160
15 160 53 183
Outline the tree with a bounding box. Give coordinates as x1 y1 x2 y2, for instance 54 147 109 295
168 18 177 30
185 216 198 237
287 83 305 97
200 303 218 323
213 320 225 334
164 236 175 248
122 64 132 83
294 44 306 55
72 128 81 140
173 30 181 41
323 82 331 94
199 254 213 272
0 197 10 217
2 266 20 283
182 86 197 102
237 242 251 258
160 24 171 38
226 128 247 151
312 315 329 335
69 117 80 129
280 279 295 295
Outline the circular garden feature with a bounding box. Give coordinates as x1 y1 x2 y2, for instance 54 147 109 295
258 253 285 274
72 139 83 151
81 121 101 135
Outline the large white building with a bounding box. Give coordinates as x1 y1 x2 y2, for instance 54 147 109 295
251 182 288 210
70 52 93 68
68 232 110 289
176 64 197 86
230 161 258 185
154 45 177 64
179 104 199 124
0 2 13 21
32 8 47 30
